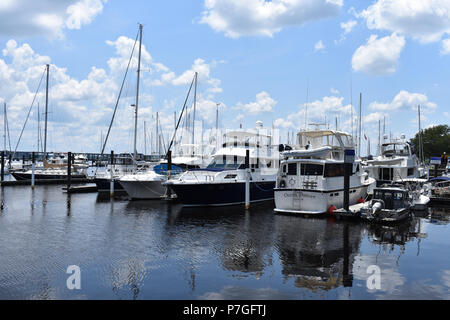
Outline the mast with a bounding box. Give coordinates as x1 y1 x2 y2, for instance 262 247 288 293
3 102 6 153
378 119 381 156
305 81 309 130
358 93 362 158
156 112 159 155
37 103 40 153
192 72 198 155
44 64 49 157
133 24 143 160
418 104 424 165
350 73 353 139
144 120 147 155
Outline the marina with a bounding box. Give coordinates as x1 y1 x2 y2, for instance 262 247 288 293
1 0 450 304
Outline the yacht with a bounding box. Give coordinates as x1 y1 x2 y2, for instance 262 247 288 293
363 135 425 186
118 164 183 200
274 127 375 215
165 122 279 206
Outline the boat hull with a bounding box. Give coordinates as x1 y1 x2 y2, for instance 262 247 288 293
11 172 86 181
93 178 124 192
119 180 166 200
274 185 370 215
167 181 275 207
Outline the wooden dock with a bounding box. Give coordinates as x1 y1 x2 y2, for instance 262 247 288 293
334 202 368 219
62 184 98 193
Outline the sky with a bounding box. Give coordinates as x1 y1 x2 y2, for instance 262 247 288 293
0 0 449 155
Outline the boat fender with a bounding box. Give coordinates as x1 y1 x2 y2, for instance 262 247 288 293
328 205 337 215
357 198 365 204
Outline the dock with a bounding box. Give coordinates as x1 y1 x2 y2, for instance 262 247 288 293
334 202 367 219
62 184 98 194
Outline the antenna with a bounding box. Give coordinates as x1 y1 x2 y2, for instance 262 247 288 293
305 80 309 130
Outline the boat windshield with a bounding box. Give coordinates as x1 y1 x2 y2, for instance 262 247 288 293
206 157 244 170
382 143 410 157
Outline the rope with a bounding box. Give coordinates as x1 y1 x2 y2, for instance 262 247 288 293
11 66 46 160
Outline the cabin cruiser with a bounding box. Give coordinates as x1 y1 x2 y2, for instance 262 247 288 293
363 135 425 187
165 122 279 206
93 154 154 193
118 164 183 200
360 185 412 223
274 128 375 215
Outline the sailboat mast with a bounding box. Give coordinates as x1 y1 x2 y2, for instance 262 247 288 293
133 24 143 160
37 103 40 153
3 102 6 153
44 64 49 157
358 93 362 158
192 72 198 155
144 120 147 155
418 104 424 165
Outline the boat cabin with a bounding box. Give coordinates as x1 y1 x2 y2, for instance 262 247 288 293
372 187 410 210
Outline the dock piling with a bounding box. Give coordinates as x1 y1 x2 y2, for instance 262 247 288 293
31 152 35 189
1 151 4 182
245 149 250 210
110 150 114 198
67 152 72 191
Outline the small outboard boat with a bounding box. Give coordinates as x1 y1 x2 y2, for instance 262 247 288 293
360 185 411 223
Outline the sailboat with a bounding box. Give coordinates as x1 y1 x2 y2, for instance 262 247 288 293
11 64 87 181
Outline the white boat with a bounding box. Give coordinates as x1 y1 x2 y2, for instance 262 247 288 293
165 122 279 206
363 135 426 187
274 128 375 215
360 185 412 223
119 169 168 200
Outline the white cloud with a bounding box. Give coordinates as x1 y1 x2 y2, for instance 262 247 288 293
273 118 294 128
352 33 405 75
200 0 343 38
360 0 450 44
234 91 276 115
369 90 437 113
441 39 450 55
66 0 107 30
0 38 225 152
314 40 325 52
0 0 107 38
330 88 339 95
341 19 357 34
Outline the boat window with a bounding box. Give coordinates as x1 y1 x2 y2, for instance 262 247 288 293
394 192 404 200
301 163 324 176
282 164 287 173
224 174 237 179
407 168 414 176
324 163 344 177
287 163 297 175
207 158 242 170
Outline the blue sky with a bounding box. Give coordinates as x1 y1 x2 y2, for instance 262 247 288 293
0 0 449 154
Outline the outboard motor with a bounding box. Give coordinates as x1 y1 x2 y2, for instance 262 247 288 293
278 144 292 152
372 200 384 215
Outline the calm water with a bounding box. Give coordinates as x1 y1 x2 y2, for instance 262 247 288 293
0 184 449 300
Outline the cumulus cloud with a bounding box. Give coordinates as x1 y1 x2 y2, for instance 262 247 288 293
200 0 343 38
234 91 276 115
359 0 450 44
0 0 107 38
441 39 450 55
352 33 405 75
341 19 357 34
314 40 325 52
369 90 437 113
0 38 225 152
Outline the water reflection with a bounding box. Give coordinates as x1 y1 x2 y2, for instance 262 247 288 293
274 216 363 291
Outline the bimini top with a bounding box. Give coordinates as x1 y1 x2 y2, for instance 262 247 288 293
224 130 272 140
297 130 352 139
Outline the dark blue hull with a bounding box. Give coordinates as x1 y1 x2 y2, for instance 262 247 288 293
94 178 124 192
12 172 86 181
167 181 275 207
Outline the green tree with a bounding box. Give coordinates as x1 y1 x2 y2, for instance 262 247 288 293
410 124 450 161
